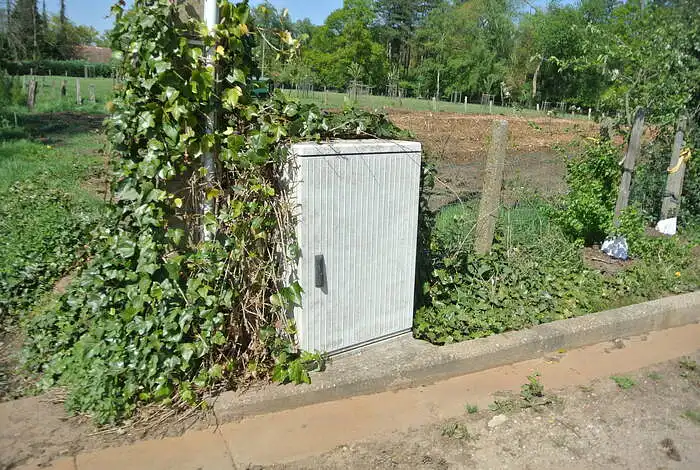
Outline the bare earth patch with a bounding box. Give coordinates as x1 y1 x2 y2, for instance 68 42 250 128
273 351 700 470
387 112 597 208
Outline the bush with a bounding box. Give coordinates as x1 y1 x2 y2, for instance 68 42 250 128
414 196 699 346
415 201 600 344
552 140 620 245
0 69 26 108
4 60 114 78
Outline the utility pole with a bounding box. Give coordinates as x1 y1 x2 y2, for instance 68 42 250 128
201 0 219 241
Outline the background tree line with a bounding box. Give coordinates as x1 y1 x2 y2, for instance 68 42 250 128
253 0 699 121
0 0 107 64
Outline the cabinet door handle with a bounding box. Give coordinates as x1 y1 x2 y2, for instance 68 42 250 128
314 254 325 288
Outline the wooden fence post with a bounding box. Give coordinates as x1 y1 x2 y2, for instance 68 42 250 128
27 79 37 111
89 84 96 104
475 120 509 254
464 96 467 113
76 78 82 105
658 116 688 231
613 108 645 224
61 79 67 97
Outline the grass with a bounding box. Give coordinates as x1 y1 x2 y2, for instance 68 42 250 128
432 197 575 259
683 409 700 425
5 76 593 120
611 375 636 390
679 357 697 372
3 75 114 114
0 129 107 324
647 372 663 381
283 88 591 119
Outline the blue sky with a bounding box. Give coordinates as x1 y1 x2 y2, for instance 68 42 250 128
42 0 344 33
45 0 564 34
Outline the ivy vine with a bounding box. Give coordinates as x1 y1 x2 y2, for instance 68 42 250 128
24 0 407 424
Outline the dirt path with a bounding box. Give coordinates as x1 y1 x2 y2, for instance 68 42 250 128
1 325 699 469
274 346 700 470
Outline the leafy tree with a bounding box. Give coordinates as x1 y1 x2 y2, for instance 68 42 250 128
43 13 101 58
515 3 605 106
411 0 516 100
560 0 700 124
8 0 45 60
305 0 387 89
375 0 441 70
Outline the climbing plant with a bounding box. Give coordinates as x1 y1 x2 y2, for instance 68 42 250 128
24 0 407 424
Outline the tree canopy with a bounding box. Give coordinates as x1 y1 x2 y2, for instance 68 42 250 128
256 0 699 121
0 0 104 63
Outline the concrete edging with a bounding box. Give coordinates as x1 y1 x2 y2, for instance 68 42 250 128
212 291 700 422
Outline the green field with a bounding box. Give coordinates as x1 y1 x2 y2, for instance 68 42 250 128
6 75 115 114
283 88 590 119
5 77 591 119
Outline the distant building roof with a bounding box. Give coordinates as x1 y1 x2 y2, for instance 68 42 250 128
73 45 113 64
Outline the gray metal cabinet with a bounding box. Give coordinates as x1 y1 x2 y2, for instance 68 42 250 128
287 140 422 354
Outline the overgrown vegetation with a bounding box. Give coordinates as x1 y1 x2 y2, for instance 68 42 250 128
0 136 105 328
415 137 699 345
0 70 25 109
20 0 407 424
552 140 619 245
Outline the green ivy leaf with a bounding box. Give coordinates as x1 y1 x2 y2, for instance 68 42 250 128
223 86 243 109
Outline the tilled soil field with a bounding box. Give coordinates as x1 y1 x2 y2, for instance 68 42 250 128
387 111 598 208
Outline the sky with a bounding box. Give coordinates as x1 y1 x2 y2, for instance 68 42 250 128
44 0 565 34
42 0 344 33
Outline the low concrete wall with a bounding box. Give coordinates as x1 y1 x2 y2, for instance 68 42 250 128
212 291 700 422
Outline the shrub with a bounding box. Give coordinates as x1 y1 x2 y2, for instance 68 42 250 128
0 69 26 108
4 60 114 78
552 140 620 245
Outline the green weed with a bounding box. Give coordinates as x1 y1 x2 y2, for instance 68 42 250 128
647 372 663 381
679 357 697 372
489 397 519 414
611 375 636 390
465 404 479 414
441 420 473 440
682 409 700 425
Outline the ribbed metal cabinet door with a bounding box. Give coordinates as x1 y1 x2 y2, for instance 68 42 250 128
291 140 422 353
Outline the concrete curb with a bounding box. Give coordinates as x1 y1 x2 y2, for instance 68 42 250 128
213 291 700 422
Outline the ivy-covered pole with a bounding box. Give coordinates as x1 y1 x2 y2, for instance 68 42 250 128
202 0 220 241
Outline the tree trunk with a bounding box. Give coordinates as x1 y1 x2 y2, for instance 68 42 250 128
532 56 543 104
